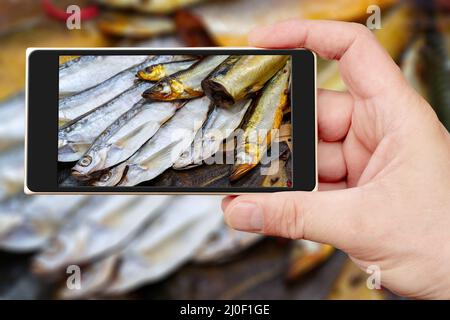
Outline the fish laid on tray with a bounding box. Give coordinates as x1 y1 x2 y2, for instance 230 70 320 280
202 55 289 108
137 59 198 82
58 81 153 162
173 99 252 169
94 96 211 186
33 196 170 274
72 99 184 178
143 55 228 101
58 55 193 125
231 60 291 181
59 55 148 96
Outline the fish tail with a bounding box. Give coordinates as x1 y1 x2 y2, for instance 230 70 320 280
229 163 257 182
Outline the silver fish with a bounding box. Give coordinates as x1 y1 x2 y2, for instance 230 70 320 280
173 99 252 169
59 55 193 125
72 100 182 178
59 55 148 96
58 81 152 162
0 195 86 252
33 196 170 274
0 147 24 202
103 195 222 295
0 93 25 150
193 222 263 264
94 96 211 187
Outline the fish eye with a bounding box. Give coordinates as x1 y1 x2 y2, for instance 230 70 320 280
100 171 111 182
80 155 92 167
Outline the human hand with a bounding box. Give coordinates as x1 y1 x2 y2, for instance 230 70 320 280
222 20 450 299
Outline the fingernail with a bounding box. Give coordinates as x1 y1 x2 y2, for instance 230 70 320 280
227 202 263 232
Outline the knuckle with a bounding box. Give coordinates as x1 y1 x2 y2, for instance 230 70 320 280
350 22 372 37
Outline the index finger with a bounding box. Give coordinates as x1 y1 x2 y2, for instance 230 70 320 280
248 20 405 99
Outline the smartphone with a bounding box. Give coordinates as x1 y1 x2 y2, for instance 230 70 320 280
25 48 316 194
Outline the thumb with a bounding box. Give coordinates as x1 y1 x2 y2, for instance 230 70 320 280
222 188 375 250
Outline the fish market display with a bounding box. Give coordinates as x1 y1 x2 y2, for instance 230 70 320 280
59 55 148 95
142 55 228 100
72 100 183 178
57 54 293 187
58 81 153 162
231 61 291 181
202 55 289 108
94 96 210 186
33 196 170 273
0 195 86 252
0 93 25 150
173 99 252 169
97 13 176 39
137 59 198 82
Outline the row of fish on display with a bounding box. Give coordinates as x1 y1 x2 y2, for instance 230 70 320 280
0 91 267 297
58 54 292 187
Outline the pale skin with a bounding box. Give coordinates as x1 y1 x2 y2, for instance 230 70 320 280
221 20 450 299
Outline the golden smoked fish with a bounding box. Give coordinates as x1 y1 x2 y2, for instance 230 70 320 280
142 55 228 101
230 60 291 181
202 55 288 108
137 59 197 82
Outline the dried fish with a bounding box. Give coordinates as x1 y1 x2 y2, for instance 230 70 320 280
137 59 197 82
173 99 252 169
202 55 288 108
142 55 228 101
58 56 191 125
97 13 176 39
33 196 170 273
58 81 152 162
94 96 210 186
0 195 86 252
0 93 25 150
230 61 291 181
59 55 148 95
193 222 263 264
72 100 182 178
103 196 222 295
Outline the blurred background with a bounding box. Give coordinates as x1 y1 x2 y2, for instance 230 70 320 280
0 0 449 299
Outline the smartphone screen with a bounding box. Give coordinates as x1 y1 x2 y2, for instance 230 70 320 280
27 49 316 193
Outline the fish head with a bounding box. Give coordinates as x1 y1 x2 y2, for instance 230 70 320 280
72 148 108 179
137 64 165 81
142 79 183 100
92 163 127 187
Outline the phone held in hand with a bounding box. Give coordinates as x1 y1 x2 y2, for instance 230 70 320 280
25 48 317 194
